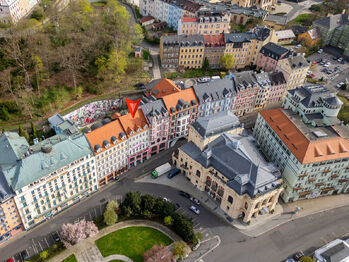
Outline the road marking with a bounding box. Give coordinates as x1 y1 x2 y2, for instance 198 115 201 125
37 240 43 252
194 223 201 229
44 237 49 248
194 235 221 262
31 239 38 254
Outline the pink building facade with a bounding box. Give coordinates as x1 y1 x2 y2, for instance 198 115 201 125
140 98 170 156
266 71 287 104
256 42 289 72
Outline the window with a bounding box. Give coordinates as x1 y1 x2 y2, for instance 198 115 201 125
196 170 201 178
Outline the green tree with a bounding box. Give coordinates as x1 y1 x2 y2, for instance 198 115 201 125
141 194 156 213
173 241 190 260
300 256 314 262
192 232 203 246
153 198 176 218
220 54 234 70
203 57 209 70
172 213 194 242
30 121 37 138
164 216 173 226
106 200 119 213
121 192 142 216
30 6 44 21
0 106 10 121
103 207 118 225
40 250 49 260
18 125 29 141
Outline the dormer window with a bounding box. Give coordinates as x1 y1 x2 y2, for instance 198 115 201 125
137 127 141 132
130 131 135 136
103 140 110 149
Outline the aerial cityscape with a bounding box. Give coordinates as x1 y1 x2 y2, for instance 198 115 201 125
0 0 349 261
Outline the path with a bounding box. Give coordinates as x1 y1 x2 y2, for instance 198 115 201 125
51 220 181 262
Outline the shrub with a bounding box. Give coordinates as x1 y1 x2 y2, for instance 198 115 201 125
0 106 10 121
40 250 49 260
173 241 190 260
104 208 118 226
164 216 173 226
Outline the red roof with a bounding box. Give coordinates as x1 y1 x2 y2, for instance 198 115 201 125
204 34 225 47
181 16 198 23
140 16 155 23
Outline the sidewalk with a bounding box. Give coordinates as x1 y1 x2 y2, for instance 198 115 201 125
137 174 349 237
50 220 181 262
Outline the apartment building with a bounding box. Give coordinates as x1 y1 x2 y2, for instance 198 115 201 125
313 14 349 56
275 29 296 45
187 110 243 150
233 71 260 116
140 97 170 156
161 35 205 69
162 88 198 145
254 72 271 110
266 71 287 105
85 119 129 187
194 78 236 118
173 115 283 224
178 11 230 36
256 42 290 72
0 133 98 229
230 5 267 25
118 110 150 168
140 0 201 30
231 0 276 10
254 107 349 202
282 85 343 125
203 34 225 68
161 26 275 69
276 55 310 91
0 0 30 24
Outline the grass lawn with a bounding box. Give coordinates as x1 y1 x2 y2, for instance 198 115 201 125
338 95 349 124
96 226 173 262
62 254 77 262
109 260 124 262
289 13 318 26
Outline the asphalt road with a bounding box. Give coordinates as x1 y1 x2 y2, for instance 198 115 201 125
2 136 349 262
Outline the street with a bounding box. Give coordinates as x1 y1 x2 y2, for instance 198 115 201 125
2 142 349 262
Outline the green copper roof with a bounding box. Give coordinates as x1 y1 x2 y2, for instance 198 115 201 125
3 133 93 190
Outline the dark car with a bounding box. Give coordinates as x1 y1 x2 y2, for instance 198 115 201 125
135 83 146 89
51 231 61 242
20 250 29 261
168 168 180 179
333 56 339 60
292 251 304 261
179 190 190 198
316 58 322 63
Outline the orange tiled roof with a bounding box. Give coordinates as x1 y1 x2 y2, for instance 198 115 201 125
117 109 149 137
149 78 181 98
182 16 198 23
260 109 349 164
85 119 127 154
161 88 198 114
140 16 155 23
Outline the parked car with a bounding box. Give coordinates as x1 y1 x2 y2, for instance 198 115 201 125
167 168 181 179
341 60 345 64
284 259 295 262
338 57 343 62
317 49 323 54
336 82 345 88
296 44 302 48
190 197 201 205
189 205 200 215
333 56 339 60
20 250 29 261
324 62 331 67
197 77 210 83
320 61 325 65
292 251 304 261
307 71 312 76
163 197 170 202
6 259 13 262
316 58 323 63
309 73 315 78
51 231 61 242
312 61 317 65
179 190 190 198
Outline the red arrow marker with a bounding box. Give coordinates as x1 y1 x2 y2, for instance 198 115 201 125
125 99 141 118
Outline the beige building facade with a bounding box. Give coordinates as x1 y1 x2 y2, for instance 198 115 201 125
173 113 283 224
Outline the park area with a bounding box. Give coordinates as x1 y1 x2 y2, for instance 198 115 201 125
95 226 173 262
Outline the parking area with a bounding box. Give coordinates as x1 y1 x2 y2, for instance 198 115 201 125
307 50 349 91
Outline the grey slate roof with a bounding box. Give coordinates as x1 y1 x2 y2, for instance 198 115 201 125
285 55 310 69
0 168 13 202
313 14 349 30
264 14 287 25
193 78 236 104
290 85 343 108
233 71 259 92
140 98 168 123
191 110 240 138
321 242 349 262
48 113 65 128
180 133 281 198
269 71 286 85
230 5 267 19
224 32 256 43
0 132 29 166
162 35 204 47
2 133 93 191
260 42 289 60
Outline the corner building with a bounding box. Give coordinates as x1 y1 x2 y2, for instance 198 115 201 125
173 112 283 224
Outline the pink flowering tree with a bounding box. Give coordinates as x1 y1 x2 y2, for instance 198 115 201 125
144 245 174 262
61 219 98 247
